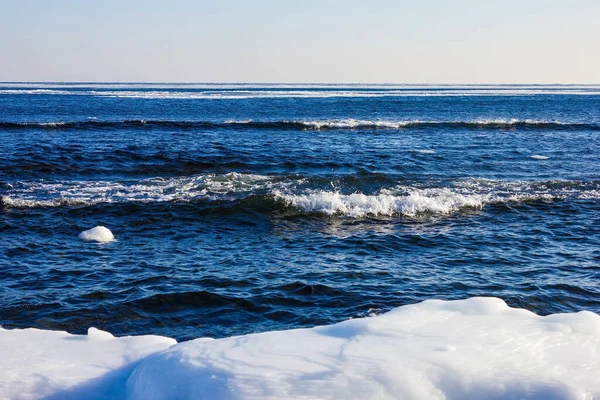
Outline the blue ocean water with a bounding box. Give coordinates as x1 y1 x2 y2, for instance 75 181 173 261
0 83 599 341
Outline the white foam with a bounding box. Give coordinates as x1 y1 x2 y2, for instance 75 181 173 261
294 119 420 129
1 196 100 208
78 226 115 243
0 89 72 95
275 189 485 217
273 178 600 217
415 149 436 154
221 118 576 130
531 154 550 160
1 172 286 208
3 177 598 211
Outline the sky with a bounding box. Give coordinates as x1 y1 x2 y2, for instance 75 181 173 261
1 0 599 83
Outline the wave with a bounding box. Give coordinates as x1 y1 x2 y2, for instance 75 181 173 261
0 172 288 208
2 175 598 217
1 119 599 131
273 190 486 217
0 89 73 95
272 184 583 218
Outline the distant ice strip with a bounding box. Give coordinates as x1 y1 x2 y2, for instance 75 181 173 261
90 89 600 98
2 84 600 98
1 297 599 399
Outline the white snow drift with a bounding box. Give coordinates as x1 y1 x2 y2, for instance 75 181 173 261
1 297 599 400
0 327 175 400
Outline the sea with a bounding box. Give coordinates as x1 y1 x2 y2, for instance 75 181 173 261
0 83 599 341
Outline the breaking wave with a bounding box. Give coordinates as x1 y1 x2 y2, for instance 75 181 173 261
2 175 598 217
0 172 286 208
1 119 599 131
273 183 590 218
273 190 486 217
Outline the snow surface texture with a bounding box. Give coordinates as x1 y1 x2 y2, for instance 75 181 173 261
1 297 599 400
0 327 175 400
78 226 115 243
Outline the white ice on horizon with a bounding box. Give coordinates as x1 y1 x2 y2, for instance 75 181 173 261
0 297 599 399
78 226 115 243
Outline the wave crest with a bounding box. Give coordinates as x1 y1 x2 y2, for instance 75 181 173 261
2 176 598 217
1 118 598 131
274 190 485 217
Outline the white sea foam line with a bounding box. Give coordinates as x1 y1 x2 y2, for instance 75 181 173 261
0 89 73 95
3 178 599 209
1 173 293 207
414 149 436 154
273 182 600 217
223 118 570 128
293 119 421 128
274 189 486 217
0 118 588 128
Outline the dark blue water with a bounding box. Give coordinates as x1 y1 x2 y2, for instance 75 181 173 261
1 83 599 341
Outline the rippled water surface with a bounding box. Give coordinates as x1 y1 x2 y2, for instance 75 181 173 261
1 84 599 340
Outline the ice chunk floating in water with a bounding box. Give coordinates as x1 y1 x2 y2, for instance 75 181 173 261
78 226 115 243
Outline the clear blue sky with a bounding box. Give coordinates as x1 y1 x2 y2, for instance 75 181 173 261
1 0 598 83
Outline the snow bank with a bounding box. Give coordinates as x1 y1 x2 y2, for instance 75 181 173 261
78 226 115 243
129 297 600 400
0 327 175 400
1 298 599 400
